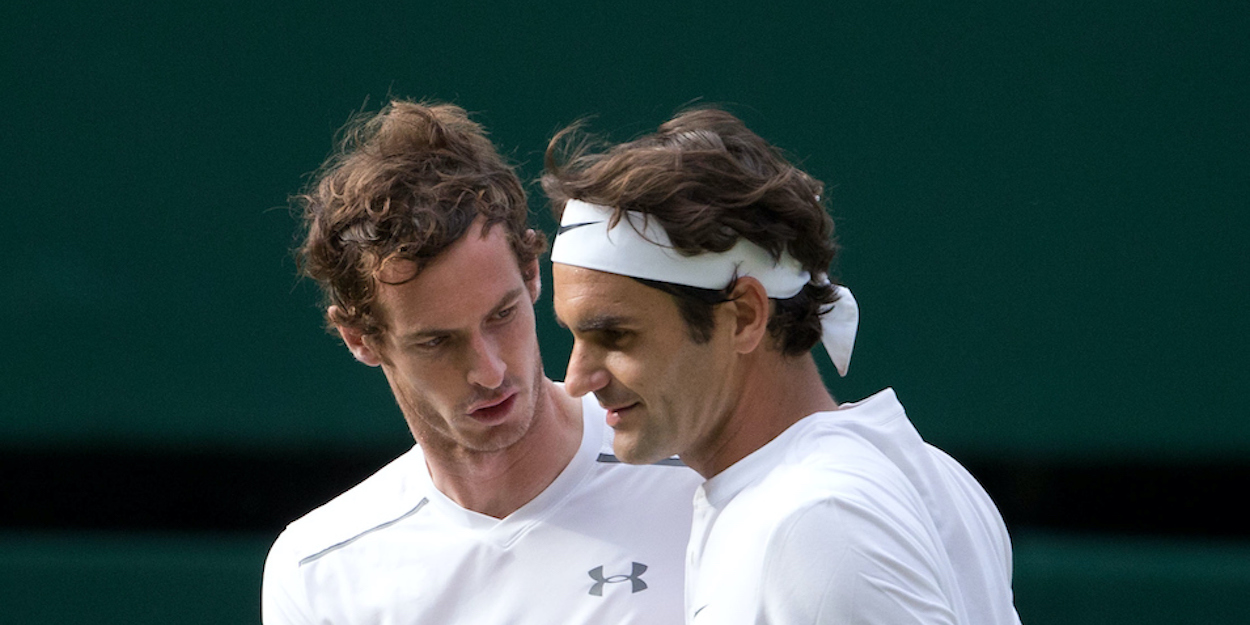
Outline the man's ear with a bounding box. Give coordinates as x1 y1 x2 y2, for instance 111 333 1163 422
330 306 383 367
728 277 770 355
524 255 542 304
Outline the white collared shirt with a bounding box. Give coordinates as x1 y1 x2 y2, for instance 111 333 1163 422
263 394 701 625
686 389 1020 624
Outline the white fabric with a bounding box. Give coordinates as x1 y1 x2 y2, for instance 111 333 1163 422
685 389 1021 625
551 199 858 375
553 199 811 296
262 394 702 625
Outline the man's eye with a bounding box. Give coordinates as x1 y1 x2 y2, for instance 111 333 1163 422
600 329 629 346
494 306 517 321
417 336 446 349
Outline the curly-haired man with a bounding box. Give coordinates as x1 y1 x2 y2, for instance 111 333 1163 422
262 100 699 625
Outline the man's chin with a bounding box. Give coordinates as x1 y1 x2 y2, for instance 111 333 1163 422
455 420 531 454
611 437 666 466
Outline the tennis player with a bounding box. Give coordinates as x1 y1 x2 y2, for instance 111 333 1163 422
261 100 700 624
545 107 1022 624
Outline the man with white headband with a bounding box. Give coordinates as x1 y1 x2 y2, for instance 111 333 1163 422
544 107 1021 624
263 100 700 624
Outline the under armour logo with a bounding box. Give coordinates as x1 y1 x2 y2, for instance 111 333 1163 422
587 562 648 596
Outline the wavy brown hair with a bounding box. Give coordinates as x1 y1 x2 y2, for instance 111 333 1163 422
542 107 838 356
296 100 545 336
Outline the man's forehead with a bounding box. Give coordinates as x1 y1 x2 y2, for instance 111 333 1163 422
553 264 673 321
375 228 525 334
378 221 510 281
379 279 525 336
376 256 421 285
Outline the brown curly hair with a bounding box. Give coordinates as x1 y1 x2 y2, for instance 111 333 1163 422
542 107 838 356
296 100 546 336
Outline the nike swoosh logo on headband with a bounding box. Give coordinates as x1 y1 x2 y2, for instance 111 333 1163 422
558 221 600 235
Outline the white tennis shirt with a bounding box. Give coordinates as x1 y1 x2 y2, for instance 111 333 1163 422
686 388 1021 624
262 394 701 624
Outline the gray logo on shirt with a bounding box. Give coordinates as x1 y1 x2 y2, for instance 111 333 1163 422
588 562 648 596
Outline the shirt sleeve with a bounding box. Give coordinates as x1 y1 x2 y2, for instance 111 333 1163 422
261 532 315 625
757 495 959 625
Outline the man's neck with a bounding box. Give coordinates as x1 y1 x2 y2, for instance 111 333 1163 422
426 380 583 519
687 352 835 479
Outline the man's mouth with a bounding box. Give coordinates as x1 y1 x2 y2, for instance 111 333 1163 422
468 391 519 423
603 402 640 428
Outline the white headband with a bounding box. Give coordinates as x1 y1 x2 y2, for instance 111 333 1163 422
551 199 858 375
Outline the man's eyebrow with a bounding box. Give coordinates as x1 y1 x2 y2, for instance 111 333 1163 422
398 287 526 341
489 287 526 315
573 313 633 334
397 327 446 344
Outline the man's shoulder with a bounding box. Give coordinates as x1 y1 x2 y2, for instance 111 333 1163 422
713 442 935 571
731 419 918 525
778 391 919 489
271 446 429 563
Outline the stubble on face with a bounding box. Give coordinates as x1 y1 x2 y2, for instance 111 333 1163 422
606 395 674 466
601 345 725 467
365 219 555 463
388 339 547 458
554 264 735 468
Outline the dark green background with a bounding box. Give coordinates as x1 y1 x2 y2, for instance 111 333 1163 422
3 0 1247 623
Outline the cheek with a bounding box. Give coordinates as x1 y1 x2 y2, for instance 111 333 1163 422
657 344 727 407
604 348 681 395
503 313 541 362
602 349 645 383
389 354 458 400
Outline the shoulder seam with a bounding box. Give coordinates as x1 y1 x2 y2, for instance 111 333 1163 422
596 452 687 467
298 497 430 566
